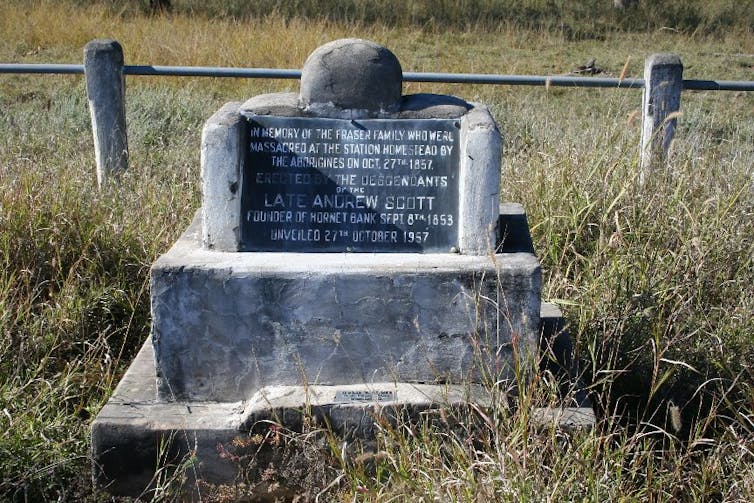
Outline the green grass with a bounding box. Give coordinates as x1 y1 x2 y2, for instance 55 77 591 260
1 0 753 500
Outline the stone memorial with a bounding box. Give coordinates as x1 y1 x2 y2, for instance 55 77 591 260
92 38 590 497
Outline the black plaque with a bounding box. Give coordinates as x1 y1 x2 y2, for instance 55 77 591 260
240 116 460 252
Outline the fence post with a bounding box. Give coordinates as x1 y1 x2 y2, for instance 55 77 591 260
84 39 128 187
640 53 683 181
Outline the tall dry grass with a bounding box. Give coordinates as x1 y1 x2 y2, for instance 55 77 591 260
1 0 753 500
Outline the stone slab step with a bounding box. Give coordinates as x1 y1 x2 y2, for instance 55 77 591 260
93 301 594 497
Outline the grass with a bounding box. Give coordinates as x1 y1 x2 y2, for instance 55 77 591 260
1 0 753 500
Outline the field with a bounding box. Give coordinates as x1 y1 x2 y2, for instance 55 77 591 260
1 0 753 500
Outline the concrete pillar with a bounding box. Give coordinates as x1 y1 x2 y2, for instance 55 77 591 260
84 39 129 187
201 102 245 251
459 105 501 255
640 53 683 181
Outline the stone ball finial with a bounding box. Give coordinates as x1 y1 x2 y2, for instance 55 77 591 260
299 39 402 114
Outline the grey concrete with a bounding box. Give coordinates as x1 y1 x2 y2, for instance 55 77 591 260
154 213 541 402
240 92 301 117
91 337 244 496
532 407 596 431
398 94 471 119
201 101 244 251
93 302 594 497
93 336 496 497
299 39 402 117
240 382 492 437
640 53 683 178
239 90 474 121
238 40 501 256
458 105 502 254
84 39 129 186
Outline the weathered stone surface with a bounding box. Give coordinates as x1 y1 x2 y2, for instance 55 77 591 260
153 213 541 402
201 101 244 251
240 92 302 117
239 91 474 120
93 304 592 497
458 104 502 254
92 338 500 497
532 407 596 431
91 337 244 496
240 382 493 437
208 102 502 255
398 93 471 119
300 38 402 116
84 39 128 185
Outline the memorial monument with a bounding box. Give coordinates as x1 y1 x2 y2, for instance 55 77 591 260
92 39 589 497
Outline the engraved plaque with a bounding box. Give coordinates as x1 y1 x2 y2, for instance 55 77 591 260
240 116 460 252
334 390 396 403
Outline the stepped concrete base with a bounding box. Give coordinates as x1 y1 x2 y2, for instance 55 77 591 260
93 304 594 498
152 213 542 402
91 338 242 497
93 204 593 497
93 338 496 497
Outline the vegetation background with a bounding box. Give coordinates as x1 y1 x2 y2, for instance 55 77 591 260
1 0 752 500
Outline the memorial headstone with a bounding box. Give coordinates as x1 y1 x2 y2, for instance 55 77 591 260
92 39 586 497
160 38 536 402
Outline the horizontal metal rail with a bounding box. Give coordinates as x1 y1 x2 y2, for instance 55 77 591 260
1 63 753 91
0 63 84 74
403 72 644 88
124 65 301 79
681 79 754 92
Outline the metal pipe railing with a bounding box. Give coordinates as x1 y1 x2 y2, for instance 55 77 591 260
2 63 754 91
403 72 645 88
0 63 84 74
123 65 301 79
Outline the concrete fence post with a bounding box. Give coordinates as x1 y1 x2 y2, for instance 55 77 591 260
640 53 683 181
84 39 128 187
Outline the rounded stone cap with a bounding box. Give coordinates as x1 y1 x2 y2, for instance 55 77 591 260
83 39 124 64
300 39 402 113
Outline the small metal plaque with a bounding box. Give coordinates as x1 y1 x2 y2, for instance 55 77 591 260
334 390 396 403
240 116 460 252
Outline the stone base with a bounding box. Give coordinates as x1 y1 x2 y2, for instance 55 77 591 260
93 203 593 496
152 213 542 402
92 338 496 497
92 303 594 498
91 338 242 497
